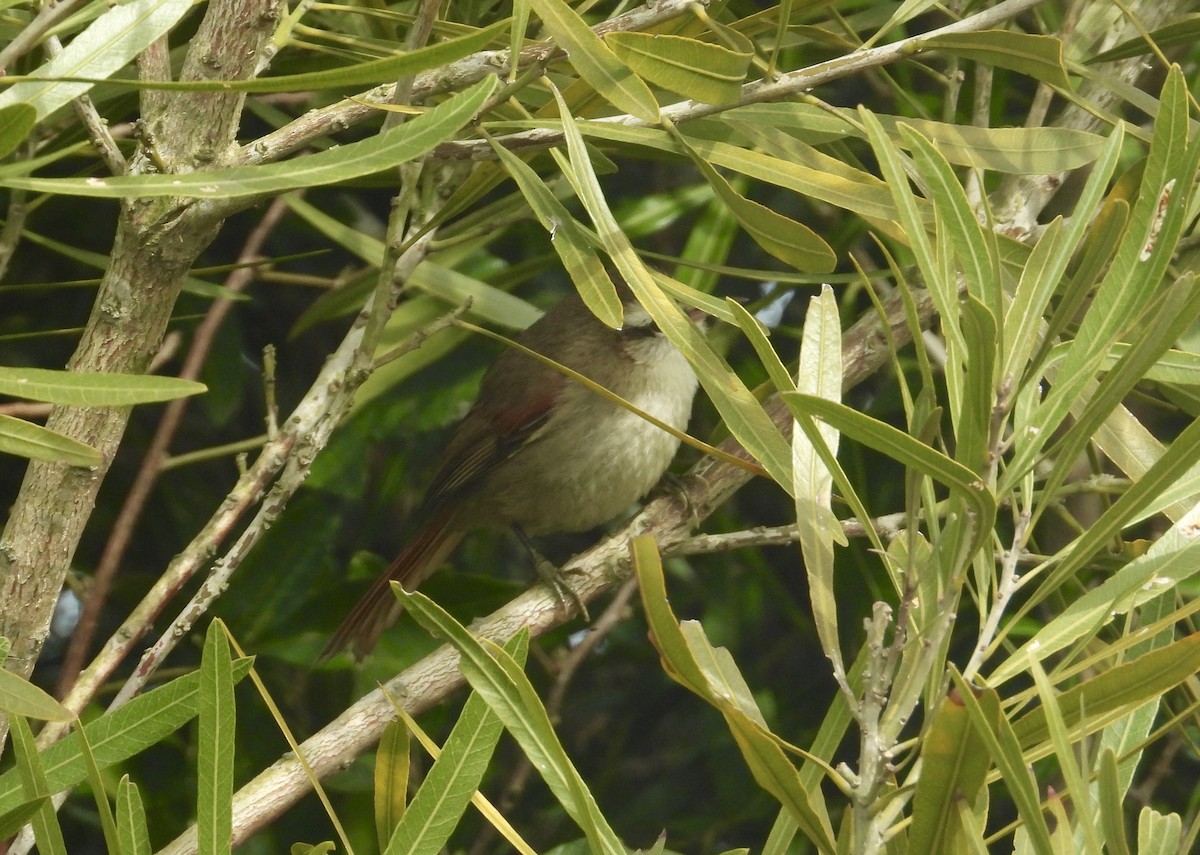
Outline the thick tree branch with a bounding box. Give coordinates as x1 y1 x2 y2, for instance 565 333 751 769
0 0 283 752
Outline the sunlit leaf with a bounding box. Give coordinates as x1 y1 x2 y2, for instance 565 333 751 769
607 32 751 105
528 0 658 122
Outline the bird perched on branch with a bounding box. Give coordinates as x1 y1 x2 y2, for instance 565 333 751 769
323 284 701 659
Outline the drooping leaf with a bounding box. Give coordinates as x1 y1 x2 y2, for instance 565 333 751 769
920 30 1071 88
0 667 73 721
401 591 626 855
527 0 659 122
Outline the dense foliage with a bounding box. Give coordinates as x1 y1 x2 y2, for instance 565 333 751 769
1 0 1199 853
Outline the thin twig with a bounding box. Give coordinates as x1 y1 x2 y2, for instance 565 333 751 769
664 512 911 557
108 225 439 709
0 147 31 282
0 0 91 72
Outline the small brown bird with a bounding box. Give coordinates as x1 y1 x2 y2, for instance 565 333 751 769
324 286 700 659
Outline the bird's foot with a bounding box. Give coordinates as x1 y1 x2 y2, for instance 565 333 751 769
656 472 702 529
514 525 590 621
533 552 591 622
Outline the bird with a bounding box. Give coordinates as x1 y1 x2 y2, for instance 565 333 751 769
322 284 701 659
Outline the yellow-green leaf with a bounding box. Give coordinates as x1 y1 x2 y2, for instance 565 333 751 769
375 721 409 852
919 30 1070 89
0 103 35 160
606 32 751 105
527 0 659 122
0 367 206 406
0 414 102 467
0 668 73 721
908 686 994 855
665 123 835 272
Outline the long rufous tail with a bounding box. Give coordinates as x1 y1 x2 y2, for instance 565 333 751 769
321 507 465 661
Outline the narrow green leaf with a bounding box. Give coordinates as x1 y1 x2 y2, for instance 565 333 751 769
782 394 996 559
860 108 963 367
0 103 35 159
0 663 251 815
632 537 837 853
900 125 1001 321
0 413 102 467
956 296 998 475
0 21 509 95
116 776 151 855
0 0 195 119
949 671 1054 855
573 122 898 223
3 77 498 198
375 721 410 852
0 797 47 840
1011 633 1200 748
920 30 1071 88
1098 751 1132 855
198 621 236 855
1089 16 1200 63
664 122 835 273
993 538 1200 686
907 687 993 855
0 667 73 721
14 227 246 300
0 367 206 405
549 86 793 491
527 0 658 122
385 634 525 855
791 288 847 686
864 115 1106 174
401 590 626 855
1136 806 1181 854
10 715 68 855
634 535 708 695
1001 218 1065 384
606 32 751 105
1029 661 1103 854
680 621 768 728
725 300 790 394
76 719 120 854
487 137 621 327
